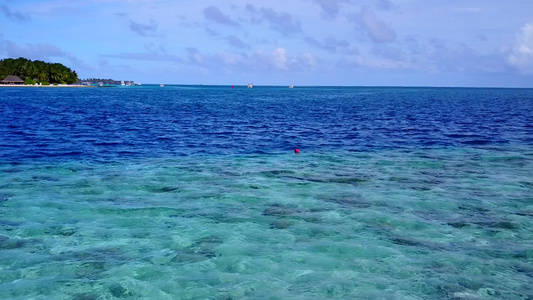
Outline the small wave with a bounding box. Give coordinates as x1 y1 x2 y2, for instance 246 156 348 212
445 133 484 139
93 141 126 146
461 140 492 145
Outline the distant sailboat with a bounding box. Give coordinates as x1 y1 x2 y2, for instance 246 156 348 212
289 84 294 88
247 83 254 88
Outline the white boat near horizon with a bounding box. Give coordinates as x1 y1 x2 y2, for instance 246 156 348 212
247 83 254 88
289 84 294 88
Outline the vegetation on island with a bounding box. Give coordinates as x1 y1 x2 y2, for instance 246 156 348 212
0 57 78 85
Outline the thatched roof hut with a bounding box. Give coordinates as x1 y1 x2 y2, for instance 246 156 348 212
1 75 24 84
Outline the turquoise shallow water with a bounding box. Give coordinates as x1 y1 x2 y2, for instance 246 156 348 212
1 147 531 299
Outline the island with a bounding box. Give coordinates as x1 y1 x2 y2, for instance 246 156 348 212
0 57 78 85
0 57 137 87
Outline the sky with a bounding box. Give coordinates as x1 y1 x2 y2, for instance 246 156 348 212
1 0 533 87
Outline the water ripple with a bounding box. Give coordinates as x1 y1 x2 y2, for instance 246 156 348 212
0 86 532 162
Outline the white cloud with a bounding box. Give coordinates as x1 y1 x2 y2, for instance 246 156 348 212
336 54 414 71
246 5 302 36
204 5 239 27
255 47 288 70
217 51 239 65
376 0 394 11
353 6 396 43
305 35 351 53
104 52 179 62
273 48 289 70
4 40 70 61
187 48 203 64
129 19 158 36
312 0 349 19
508 22 533 73
247 47 317 72
300 52 316 68
227 35 249 49
371 44 404 61
1 5 31 22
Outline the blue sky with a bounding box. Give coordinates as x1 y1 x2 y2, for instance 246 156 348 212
1 0 532 87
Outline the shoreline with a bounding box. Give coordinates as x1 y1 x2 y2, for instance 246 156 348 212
0 84 96 88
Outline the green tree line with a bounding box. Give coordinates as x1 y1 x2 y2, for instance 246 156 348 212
0 57 78 84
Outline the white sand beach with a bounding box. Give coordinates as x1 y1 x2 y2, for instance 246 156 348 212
0 84 95 88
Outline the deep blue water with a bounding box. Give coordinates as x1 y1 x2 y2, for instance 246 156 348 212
0 86 532 300
1 86 531 161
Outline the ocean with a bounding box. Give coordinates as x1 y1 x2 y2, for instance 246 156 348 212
0 86 532 299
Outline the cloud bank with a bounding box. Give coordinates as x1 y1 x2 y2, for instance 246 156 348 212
204 6 239 26
353 6 396 43
129 19 158 36
1 0 531 87
508 22 533 74
1 5 31 22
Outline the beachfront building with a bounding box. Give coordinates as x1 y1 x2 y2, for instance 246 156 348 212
1 75 24 85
